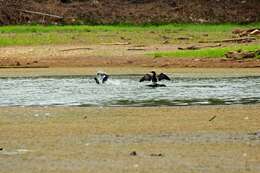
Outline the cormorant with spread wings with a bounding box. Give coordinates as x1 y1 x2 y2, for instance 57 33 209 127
139 71 170 87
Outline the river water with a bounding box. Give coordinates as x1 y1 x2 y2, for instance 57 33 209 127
0 75 260 107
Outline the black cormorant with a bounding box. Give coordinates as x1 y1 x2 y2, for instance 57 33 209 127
139 71 170 87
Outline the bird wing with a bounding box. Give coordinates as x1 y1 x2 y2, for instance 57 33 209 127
158 73 171 81
94 77 100 84
139 74 152 82
102 74 109 83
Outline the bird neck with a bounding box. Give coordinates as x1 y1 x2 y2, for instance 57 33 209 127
151 72 156 77
151 73 157 83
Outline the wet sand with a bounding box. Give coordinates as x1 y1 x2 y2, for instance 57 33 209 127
1 67 260 77
0 105 260 173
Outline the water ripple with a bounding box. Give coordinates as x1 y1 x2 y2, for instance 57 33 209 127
0 75 260 107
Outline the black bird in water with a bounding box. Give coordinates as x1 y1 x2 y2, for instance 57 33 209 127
94 72 109 84
139 71 171 87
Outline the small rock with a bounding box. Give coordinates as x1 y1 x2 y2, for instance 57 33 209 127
248 131 260 136
0 147 3 151
130 151 137 156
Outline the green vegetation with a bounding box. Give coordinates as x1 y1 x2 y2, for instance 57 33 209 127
0 23 259 46
0 23 259 33
148 44 260 58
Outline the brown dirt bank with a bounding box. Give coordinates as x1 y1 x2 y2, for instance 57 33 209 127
0 0 259 25
1 67 260 77
0 105 260 173
1 45 260 68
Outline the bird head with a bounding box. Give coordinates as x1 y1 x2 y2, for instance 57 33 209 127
150 71 156 75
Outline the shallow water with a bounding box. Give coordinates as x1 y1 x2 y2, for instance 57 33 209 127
0 75 260 107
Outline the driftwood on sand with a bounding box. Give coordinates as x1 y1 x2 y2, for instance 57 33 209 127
199 37 256 44
127 48 146 51
60 47 93 52
232 28 260 37
225 49 260 60
101 42 130 45
178 44 221 50
18 9 64 19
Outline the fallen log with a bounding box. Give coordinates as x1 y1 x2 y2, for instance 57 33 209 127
60 47 93 51
127 48 146 51
178 45 200 50
225 49 259 60
18 9 64 19
178 44 221 50
249 29 260 36
232 28 260 37
101 42 130 45
199 37 256 43
132 44 146 47
209 115 217 122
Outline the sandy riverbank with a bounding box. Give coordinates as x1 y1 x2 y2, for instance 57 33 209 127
0 105 260 173
1 67 260 77
1 44 260 68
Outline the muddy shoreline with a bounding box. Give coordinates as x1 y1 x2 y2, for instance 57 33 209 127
1 67 260 77
1 45 260 68
1 105 260 172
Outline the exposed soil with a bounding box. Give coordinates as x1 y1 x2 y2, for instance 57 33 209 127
1 67 260 78
0 0 259 25
0 105 260 173
1 44 260 68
